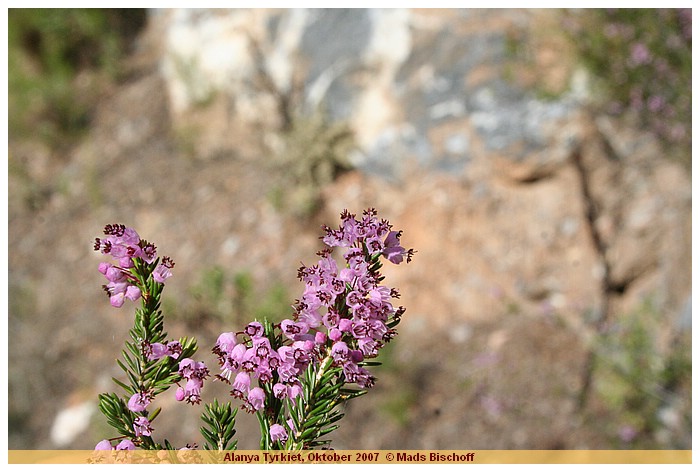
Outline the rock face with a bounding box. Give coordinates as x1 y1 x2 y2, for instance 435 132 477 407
156 6 690 334
8 8 690 450
158 9 580 179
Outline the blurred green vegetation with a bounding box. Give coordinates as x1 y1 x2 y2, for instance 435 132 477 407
592 298 691 448
505 9 691 167
564 9 691 166
267 109 355 219
178 266 292 331
8 8 147 151
374 341 419 426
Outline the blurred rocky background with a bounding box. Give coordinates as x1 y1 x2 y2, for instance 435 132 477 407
8 8 691 450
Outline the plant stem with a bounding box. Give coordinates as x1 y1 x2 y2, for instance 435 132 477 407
286 354 335 450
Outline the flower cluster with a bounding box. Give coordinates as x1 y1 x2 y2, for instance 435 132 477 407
94 223 211 451
212 209 413 417
94 224 174 307
93 209 413 451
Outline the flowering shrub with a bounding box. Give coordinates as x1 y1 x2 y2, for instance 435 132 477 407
92 209 413 450
564 9 691 163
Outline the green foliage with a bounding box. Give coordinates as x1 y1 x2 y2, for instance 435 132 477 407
592 298 691 446
381 389 416 427
502 11 576 101
281 357 366 450
200 401 239 451
224 271 290 322
268 109 355 219
564 9 691 165
189 265 228 320
186 267 291 326
98 256 199 450
8 8 146 149
504 9 691 166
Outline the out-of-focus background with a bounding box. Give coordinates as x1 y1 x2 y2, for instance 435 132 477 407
8 8 691 450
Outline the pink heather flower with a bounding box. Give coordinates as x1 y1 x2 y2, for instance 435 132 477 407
368 286 392 307
146 340 182 361
176 358 209 404
94 224 143 266
382 230 413 264
246 387 266 412
270 423 288 443
178 358 209 380
140 241 157 263
358 337 380 357
244 322 264 338
99 258 141 308
287 383 302 400
179 378 204 404
210 208 413 413
273 383 288 399
365 236 385 255
98 262 111 276
152 257 175 284
276 365 298 385
281 319 310 340
108 284 142 308
231 371 251 399
287 418 297 434
328 328 342 342
349 349 364 364
146 342 167 360
214 332 238 354
115 439 137 450
331 341 349 362
101 264 127 283
629 42 652 66
133 416 153 437
127 391 151 412
618 425 638 443
95 225 177 307
338 318 353 332
95 439 113 450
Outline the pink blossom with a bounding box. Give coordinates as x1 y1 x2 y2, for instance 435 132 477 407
95 439 113 450
133 416 153 437
127 391 151 412
152 258 174 284
270 423 288 443
629 42 652 66
115 439 136 450
246 387 265 412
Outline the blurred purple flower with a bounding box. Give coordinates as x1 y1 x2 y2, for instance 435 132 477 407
618 425 638 443
647 95 665 113
629 42 652 66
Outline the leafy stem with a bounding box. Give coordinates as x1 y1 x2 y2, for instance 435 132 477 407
284 353 365 450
